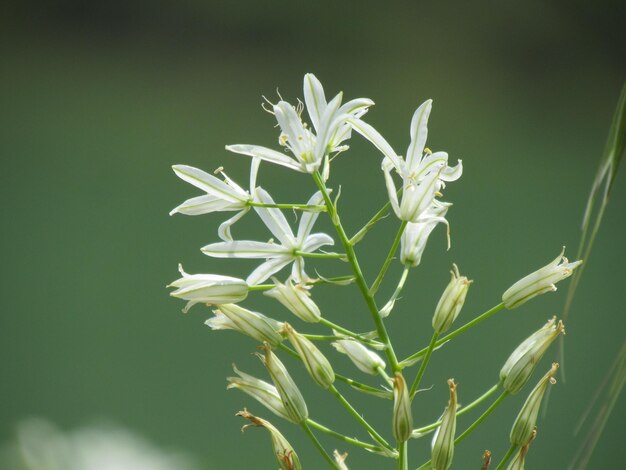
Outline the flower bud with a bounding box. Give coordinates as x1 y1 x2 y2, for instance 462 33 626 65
507 429 536 470
432 265 472 334
282 323 335 388
227 365 292 422
510 363 558 446
265 278 321 323
502 248 582 309
237 410 302 470
206 304 283 346
392 373 413 443
258 344 308 423
431 379 458 470
400 203 450 267
168 264 248 312
499 317 564 394
332 339 386 375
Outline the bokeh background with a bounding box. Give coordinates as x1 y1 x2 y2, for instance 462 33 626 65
1 1 625 468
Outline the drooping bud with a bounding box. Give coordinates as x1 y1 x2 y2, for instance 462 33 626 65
431 379 458 470
168 264 248 312
237 409 302 470
500 317 564 394
282 323 335 388
258 343 308 423
265 278 321 323
227 365 292 422
507 429 537 470
432 265 472 334
392 373 413 443
502 248 582 309
332 338 386 375
400 203 450 267
510 363 558 446
206 304 283 346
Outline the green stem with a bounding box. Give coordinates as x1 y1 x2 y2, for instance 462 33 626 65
409 332 439 398
296 251 346 259
319 317 384 348
401 303 505 366
248 275 355 292
249 201 327 211
380 266 410 317
411 384 499 436
300 421 338 468
494 444 518 470
302 334 349 341
336 373 393 398
349 201 392 245
306 419 387 453
370 221 408 296
329 384 395 453
416 391 509 470
398 440 408 470
313 171 400 372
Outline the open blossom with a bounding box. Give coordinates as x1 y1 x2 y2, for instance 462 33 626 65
349 100 462 222
502 247 582 309
168 264 248 313
226 73 373 176
170 159 260 240
202 188 334 285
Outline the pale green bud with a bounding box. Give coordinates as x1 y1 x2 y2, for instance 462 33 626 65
168 264 248 312
502 248 582 309
282 323 335 388
507 429 536 470
237 410 302 470
206 304 283 346
392 373 413 443
432 265 472 334
331 338 386 375
431 379 458 470
510 363 558 446
227 365 292 422
265 278 321 323
499 317 564 394
258 344 308 423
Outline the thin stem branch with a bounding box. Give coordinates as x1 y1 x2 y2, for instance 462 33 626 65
301 421 338 468
411 384 500 436
296 251 346 259
248 275 355 292
313 171 400 372
319 317 384 348
336 373 393 398
370 221 408 296
401 303 505 366
349 201 392 245
409 332 439 398
398 441 408 470
494 444 518 470
380 265 410 317
249 201 327 212
306 419 386 453
329 384 395 454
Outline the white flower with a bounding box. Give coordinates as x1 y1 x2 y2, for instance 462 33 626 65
400 201 451 267
226 73 373 176
170 159 260 241
201 188 334 285
206 304 284 346
502 247 583 309
168 264 248 313
349 100 462 222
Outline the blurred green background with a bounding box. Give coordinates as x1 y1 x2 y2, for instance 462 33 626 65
1 1 625 468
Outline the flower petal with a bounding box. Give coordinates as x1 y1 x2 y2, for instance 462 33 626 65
202 240 288 258
247 256 293 285
169 194 233 216
172 165 242 202
254 188 296 246
226 144 303 172
296 191 325 241
303 73 327 131
301 233 335 252
383 164 401 218
405 100 432 174
218 208 249 241
348 118 402 171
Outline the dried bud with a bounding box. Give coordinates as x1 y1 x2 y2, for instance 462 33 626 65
168 264 248 312
265 278 321 323
431 379 458 470
500 317 564 394
258 344 308 423
510 363 558 446
237 410 301 470
502 248 582 309
227 365 292 422
206 304 283 346
282 323 335 388
332 339 386 375
333 450 349 470
432 265 472 334
392 373 413 443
